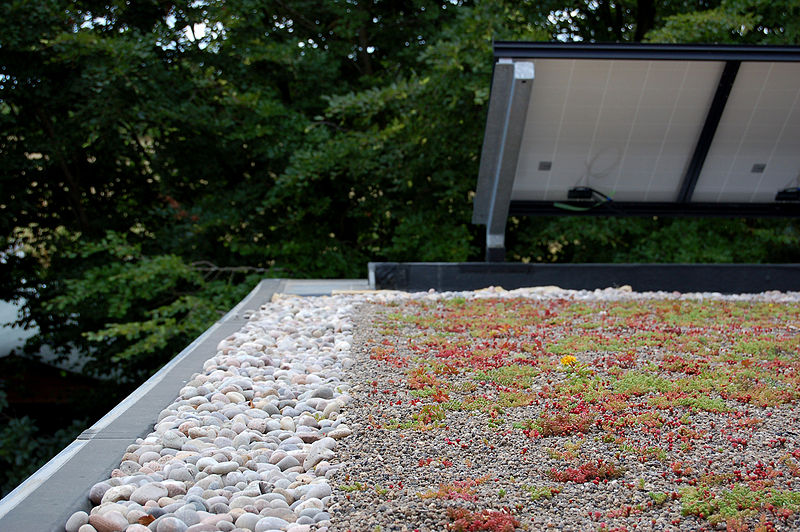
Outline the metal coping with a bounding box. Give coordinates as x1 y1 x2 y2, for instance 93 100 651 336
0 278 368 532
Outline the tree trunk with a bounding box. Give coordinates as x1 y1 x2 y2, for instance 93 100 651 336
34 109 90 232
634 0 656 41
358 26 373 76
597 0 615 41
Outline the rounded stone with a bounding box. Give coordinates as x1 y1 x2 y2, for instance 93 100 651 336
210 461 239 475
260 507 296 522
162 429 187 450
164 480 187 498
131 482 169 505
235 512 261 531
156 516 189 532
278 417 295 432
233 433 252 448
138 451 161 465
268 498 290 510
310 387 333 400
88 510 129 532
261 403 280 416
174 505 200 526
229 496 255 509
126 525 152 532
195 457 217 471
210 502 230 514
294 498 323 513
298 507 319 519
321 402 340 418
255 516 291 532
101 484 135 503
296 431 321 444
168 467 194 482
302 443 334 471
226 391 246 403
126 509 148 524
88 481 112 505
65 510 89 532
147 507 167 519
119 460 141 475
275 455 300 471
223 471 244 487
305 483 331 500
217 521 236 532
184 495 209 511
327 426 352 439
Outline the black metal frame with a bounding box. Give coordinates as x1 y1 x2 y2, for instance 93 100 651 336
677 60 740 203
509 200 800 218
370 262 800 293
493 41 800 62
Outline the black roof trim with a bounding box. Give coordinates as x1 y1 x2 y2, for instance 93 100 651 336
509 200 800 218
494 41 800 62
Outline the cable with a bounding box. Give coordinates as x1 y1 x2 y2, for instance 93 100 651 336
554 187 614 212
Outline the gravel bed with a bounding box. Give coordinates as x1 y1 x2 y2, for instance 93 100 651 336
64 287 800 532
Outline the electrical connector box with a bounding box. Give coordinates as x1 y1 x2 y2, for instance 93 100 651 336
775 188 800 201
567 187 594 200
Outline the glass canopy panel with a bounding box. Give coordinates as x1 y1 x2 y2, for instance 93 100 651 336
511 59 724 202
691 62 800 202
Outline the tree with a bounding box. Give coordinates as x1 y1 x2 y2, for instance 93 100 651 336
0 0 297 379
526 0 723 42
0 0 495 377
2 0 800 385
646 0 800 43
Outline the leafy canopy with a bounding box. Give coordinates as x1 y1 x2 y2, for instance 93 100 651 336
1 0 799 384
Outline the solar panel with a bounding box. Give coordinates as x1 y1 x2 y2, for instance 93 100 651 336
693 62 800 202
472 42 800 261
512 59 723 202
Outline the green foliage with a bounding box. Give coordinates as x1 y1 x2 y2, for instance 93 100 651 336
646 5 760 43
507 217 800 264
647 0 800 44
681 483 800 525
613 372 674 396
530 0 731 42
339 482 367 492
27 229 261 382
649 491 669 505
526 485 559 501
0 391 86 498
3 0 800 389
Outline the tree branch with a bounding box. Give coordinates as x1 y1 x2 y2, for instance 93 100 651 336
33 109 90 232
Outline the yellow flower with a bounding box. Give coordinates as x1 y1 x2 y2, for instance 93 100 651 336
560 355 577 367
